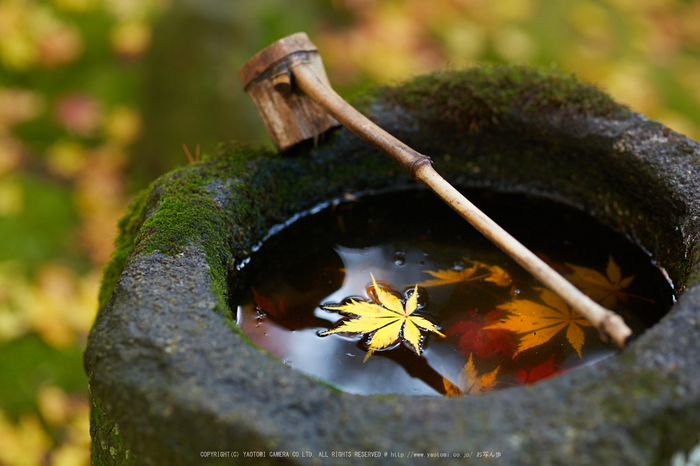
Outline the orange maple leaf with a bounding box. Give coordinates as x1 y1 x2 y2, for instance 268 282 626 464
419 259 512 288
418 261 480 287
565 255 634 308
475 261 513 287
442 353 500 396
484 288 592 357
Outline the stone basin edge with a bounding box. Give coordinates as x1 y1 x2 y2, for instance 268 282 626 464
85 65 700 465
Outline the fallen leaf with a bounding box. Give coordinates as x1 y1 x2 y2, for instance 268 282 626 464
53 93 101 137
110 20 152 58
515 354 558 385
38 21 83 67
252 287 284 318
0 412 52 466
565 255 635 308
104 106 141 145
251 287 322 331
442 353 500 396
419 258 512 287
37 385 70 426
320 273 444 355
445 309 516 359
484 288 592 357
418 261 479 287
473 261 513 287
442 377 463 397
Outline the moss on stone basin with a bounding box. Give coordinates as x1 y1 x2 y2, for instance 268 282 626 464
85 65 700 465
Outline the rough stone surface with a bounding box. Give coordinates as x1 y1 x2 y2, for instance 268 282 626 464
85 66 700 465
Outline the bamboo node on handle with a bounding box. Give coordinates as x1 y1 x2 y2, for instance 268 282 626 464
409 155 433 180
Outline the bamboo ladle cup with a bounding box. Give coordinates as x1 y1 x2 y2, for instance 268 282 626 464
239 32 633 349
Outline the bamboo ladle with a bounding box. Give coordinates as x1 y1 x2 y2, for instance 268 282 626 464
239 32 633 349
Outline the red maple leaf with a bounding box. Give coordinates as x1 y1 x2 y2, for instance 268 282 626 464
252 287 285 319
251 287 334 331
515 354 558 385
446 309 516 360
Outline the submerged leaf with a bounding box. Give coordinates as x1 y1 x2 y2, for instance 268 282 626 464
442 354 500 396
445 309 516 359
565 255 635 308
418 262 479 287
320 273 444 355
477 262 513 287
419 259 512 288
484 288 592 357
252 287 283 318
442 378 463 397
515 355 558 385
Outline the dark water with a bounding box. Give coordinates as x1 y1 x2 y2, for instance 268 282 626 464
229 189 674 396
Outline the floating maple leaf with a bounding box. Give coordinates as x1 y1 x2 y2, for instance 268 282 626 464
515 354 558 385
320 273 444 355
419 258 512 288
418 261 479 287
565 255 635 308
442 354 500 396
475 261 513 287
445 309 516 359
484 288 592 357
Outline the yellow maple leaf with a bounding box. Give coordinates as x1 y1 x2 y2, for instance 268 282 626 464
418 262 479 287
565 255 635 308
484 288 592 357
442 354 500 396
475 261 513 287
320 273 444 355
418 259 512 287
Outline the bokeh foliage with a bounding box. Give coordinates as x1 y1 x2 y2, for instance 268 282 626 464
1 0 699 464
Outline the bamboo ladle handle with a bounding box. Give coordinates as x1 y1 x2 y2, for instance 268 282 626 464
240 34 633 349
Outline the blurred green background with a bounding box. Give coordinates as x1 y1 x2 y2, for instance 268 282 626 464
1 0 699 463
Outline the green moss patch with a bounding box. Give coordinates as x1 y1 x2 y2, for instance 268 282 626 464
90 391 133 466
95 145 273 317
367 65 629 131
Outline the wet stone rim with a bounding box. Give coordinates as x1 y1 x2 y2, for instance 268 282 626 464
85 66 700 465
